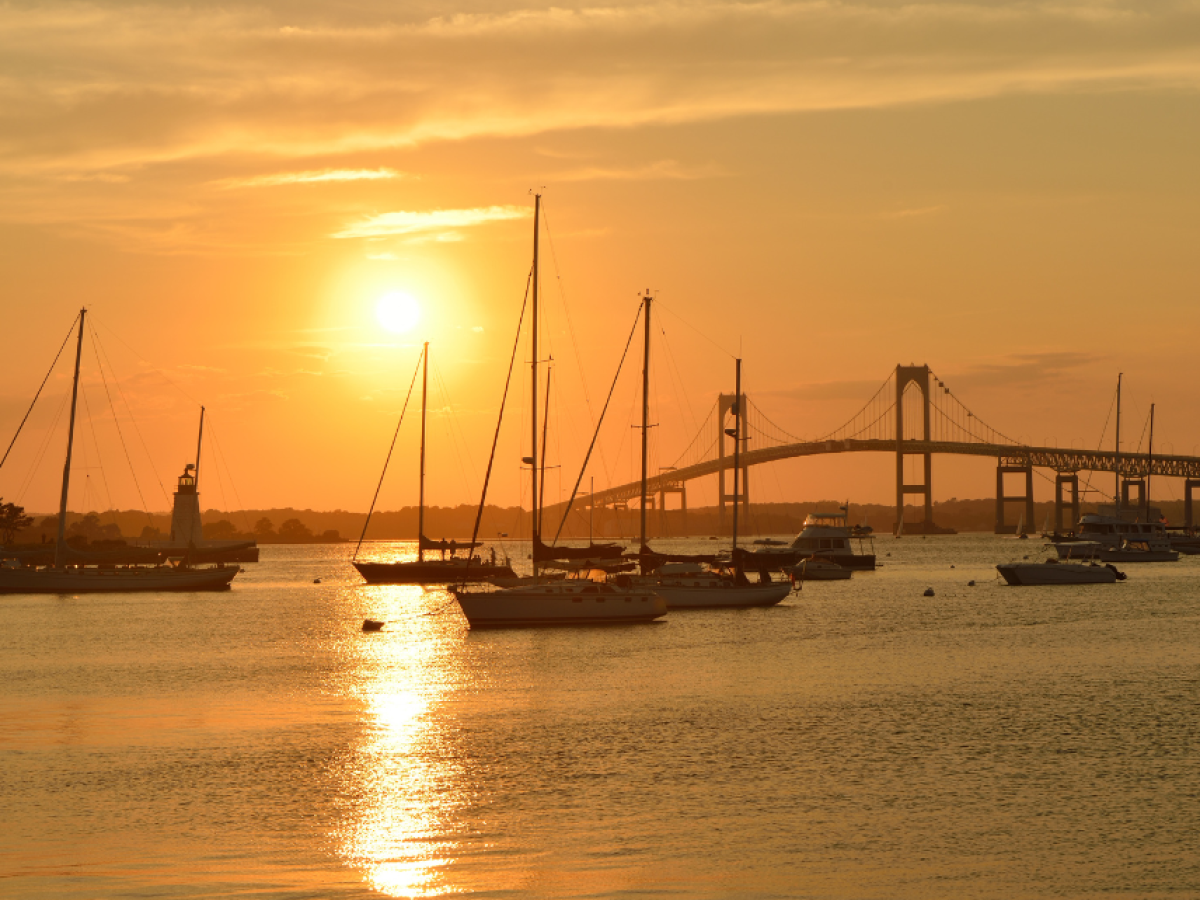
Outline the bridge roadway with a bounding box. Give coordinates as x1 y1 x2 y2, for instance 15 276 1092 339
542 439 1200 517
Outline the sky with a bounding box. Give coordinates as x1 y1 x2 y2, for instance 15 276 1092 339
2 0 1199 519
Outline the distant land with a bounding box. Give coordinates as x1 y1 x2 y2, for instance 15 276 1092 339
18 498 1188 544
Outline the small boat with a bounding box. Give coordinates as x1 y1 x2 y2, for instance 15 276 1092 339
351 342 517 586
997 559 1126 585
785 556 852 581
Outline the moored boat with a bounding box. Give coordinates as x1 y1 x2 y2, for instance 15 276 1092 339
996 559 1125 586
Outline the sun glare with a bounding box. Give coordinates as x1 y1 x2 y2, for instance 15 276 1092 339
376 291 421 334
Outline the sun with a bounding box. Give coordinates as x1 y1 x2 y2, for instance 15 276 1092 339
376 291 422 334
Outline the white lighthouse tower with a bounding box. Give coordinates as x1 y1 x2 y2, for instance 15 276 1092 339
169 463 204 545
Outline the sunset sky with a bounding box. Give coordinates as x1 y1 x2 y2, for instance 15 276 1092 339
2 0 1198 519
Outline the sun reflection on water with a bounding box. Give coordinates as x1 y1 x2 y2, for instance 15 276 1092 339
333 584 471 898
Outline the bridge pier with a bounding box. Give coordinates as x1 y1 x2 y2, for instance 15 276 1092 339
1120 478 1146 519
1054 473 1080 535
894 365 937 534
717 392 749 534
995 461 1035 534
657 481 687 535
1186 480 1200 531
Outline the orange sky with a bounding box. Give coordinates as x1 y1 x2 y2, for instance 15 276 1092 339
3 1 1199 518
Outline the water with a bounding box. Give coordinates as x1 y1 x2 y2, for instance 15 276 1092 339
2 534 1198 899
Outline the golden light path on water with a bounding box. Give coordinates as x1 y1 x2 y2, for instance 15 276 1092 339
332 581 471 898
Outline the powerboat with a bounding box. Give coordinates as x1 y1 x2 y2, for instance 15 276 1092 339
997 558 1126 585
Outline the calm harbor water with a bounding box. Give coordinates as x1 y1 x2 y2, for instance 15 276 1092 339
2 533 1198 899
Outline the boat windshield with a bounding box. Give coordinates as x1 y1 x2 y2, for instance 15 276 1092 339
803 513 847 528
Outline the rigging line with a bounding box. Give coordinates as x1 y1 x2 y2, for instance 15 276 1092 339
551 303 644 545
78 386 117 522
16 388 71 505
670 399 719 469
90 324 171 506
1 312 79 473
206 418 254 535
658 324 700 445
88 323 152 522
430 357 478 498
354 347 425 561
91 314 203 406
540 201 615 484
655 300 735 359
458 268 532 587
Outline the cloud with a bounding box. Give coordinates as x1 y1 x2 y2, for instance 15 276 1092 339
212 168 403 189
3 0 1199 184
553 159 726 182
948 352 1104 389
332 205 529 239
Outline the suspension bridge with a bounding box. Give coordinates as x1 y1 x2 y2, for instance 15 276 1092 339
542 365 1200 535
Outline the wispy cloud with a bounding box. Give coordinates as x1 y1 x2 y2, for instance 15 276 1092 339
212 168 403 189
332 205 529 239
554 159 726 182
2 1 1198 183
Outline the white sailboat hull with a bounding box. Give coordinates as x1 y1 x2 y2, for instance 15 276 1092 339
639 579 792 608
453 582 667 627
0 565 238 594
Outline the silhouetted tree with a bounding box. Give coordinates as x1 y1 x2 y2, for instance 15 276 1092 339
254 517 275 537
204 519 238 540
140 525 163 540
0 499 34 544
279 518 312 541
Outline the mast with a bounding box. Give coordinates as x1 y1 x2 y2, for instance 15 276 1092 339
639 292 652 558
194 406 205 489
731 357 742 559
531 193 540 579
1115 373 1122 509
54 308 87 568
418 342 428 563
538 368 551 535
1146 403 1155 521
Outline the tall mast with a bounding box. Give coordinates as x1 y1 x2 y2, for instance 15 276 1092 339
54 308 87 568
1115 373 1122 508
639 292 652 557
531 193 540 578
1146 403 1155 521
418 342 428 563
194 406 205 488
731 357 742 559
538 367 551 535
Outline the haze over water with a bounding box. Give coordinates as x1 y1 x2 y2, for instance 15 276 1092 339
3 535 1197 899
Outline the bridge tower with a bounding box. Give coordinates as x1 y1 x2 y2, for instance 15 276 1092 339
894 365 935 534
717 392 749 534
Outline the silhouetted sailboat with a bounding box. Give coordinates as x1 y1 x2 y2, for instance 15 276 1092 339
452 194 667 626
353 342 516 585
629 293 790 608
0 309 237 594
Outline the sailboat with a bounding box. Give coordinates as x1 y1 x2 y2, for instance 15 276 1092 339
0 309 238 594
452 195 667 627
353 342 517 585
628 294 791 608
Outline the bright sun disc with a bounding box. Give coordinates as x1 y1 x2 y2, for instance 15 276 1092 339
376 291 421 334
